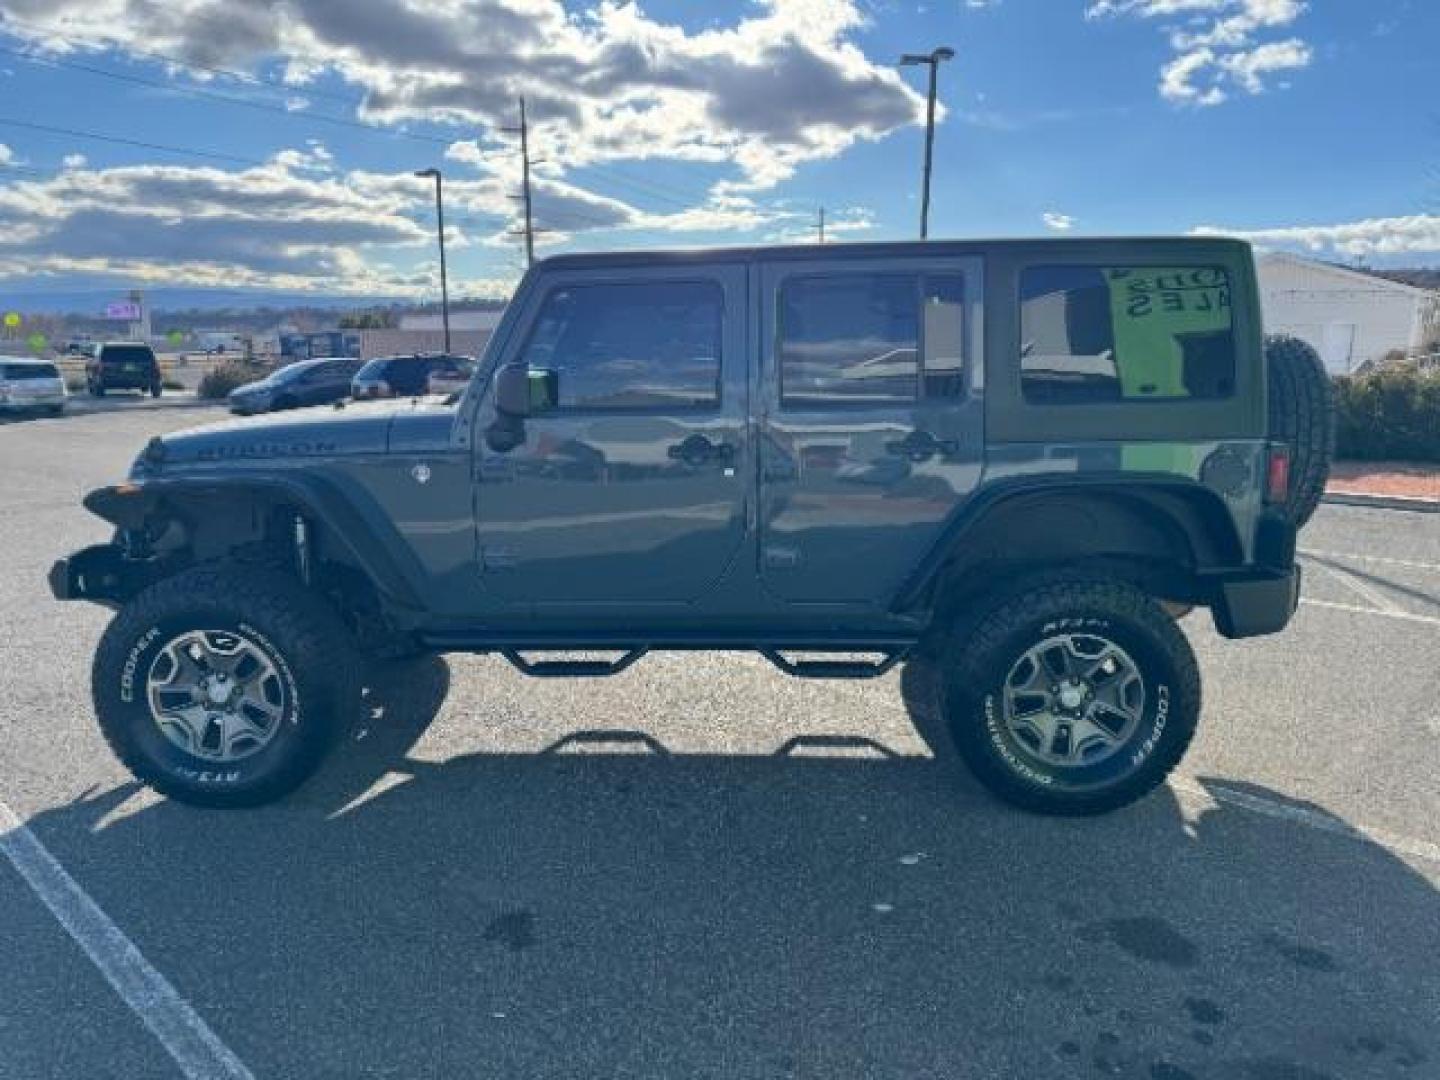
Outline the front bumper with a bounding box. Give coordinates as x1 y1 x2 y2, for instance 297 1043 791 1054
1211 565 1301 639
49 544 147 605
228 396 269 414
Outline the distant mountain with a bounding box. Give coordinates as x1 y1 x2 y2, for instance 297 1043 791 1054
1371 268 1440 291
0 287 409 317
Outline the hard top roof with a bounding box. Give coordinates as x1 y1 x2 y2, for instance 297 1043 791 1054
533 236 1253 273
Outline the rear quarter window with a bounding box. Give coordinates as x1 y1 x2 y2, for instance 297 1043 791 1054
2 363 60 379
1019 266 1236 404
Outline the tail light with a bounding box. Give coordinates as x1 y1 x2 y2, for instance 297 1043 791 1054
1265 444 1291 505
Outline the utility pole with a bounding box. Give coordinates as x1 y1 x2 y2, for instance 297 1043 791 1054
504 97 537 267
900 46 955 240
812 206 826 244
413 168 451 351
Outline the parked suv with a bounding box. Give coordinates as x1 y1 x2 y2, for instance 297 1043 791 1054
50 239 1332 814
0 357 67 416
86 342 162 397
352 353 472 399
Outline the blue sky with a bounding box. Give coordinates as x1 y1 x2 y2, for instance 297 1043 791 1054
0 0 1435 304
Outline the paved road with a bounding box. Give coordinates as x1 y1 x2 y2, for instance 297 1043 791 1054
1 407 1436 1080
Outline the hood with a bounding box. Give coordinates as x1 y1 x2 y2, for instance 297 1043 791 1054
229 375 281 396
139 399 425 470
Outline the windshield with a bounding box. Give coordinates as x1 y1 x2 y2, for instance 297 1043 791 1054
270 360 326 383
355 359 388 380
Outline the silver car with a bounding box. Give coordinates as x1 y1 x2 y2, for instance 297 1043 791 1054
0 357 67 416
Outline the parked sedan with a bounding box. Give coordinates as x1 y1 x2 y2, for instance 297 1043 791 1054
0 357 67 416
352 354 473 400
228 357 364 415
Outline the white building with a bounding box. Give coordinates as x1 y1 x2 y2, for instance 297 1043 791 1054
1257 253 1440 374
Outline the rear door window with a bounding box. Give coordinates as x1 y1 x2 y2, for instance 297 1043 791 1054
1019 266 1236 404
776 272 966 407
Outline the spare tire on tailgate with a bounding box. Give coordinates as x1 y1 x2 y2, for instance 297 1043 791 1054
1265 334 1335 529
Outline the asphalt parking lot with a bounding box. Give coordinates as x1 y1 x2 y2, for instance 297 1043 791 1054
1 406 1436 1080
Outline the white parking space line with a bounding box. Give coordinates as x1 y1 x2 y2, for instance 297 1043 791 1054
1170 779 1440 865
1300 548 1440 574
1300 598 1440 628
1307 560 1402 614
0 798 255 1080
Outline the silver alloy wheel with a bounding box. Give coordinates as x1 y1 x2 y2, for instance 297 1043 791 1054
145 630 287 763
1001 633 1145 768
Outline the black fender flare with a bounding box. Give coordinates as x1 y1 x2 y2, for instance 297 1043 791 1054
83 473 426 611
890 473 1246 612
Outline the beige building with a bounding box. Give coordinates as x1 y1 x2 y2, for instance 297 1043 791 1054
359 309 504 361
358 328 493 361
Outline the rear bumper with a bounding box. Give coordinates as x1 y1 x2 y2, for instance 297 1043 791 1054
1211 565 1301 639
0 396 64 412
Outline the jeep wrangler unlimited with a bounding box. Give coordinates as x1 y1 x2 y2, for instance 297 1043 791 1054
50 239 1332 814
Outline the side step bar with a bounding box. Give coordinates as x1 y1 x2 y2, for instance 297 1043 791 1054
500 649 645 678
760 650 905 680
490 645 911 680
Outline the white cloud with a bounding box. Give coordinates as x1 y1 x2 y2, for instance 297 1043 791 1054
0 141 834 293
0 143 12 165
1088 0 1312 106
0 0 925 192
1043 211 1076 231
61 153 88 169
1191 214 1440 258
0 154 437 294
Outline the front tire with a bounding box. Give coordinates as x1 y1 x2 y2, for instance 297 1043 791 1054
939 575 1200 815
93 565 359 807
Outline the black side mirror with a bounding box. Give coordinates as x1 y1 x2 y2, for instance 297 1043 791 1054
494 362 531 417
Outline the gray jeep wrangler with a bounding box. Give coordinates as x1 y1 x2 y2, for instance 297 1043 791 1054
50 239 1332 814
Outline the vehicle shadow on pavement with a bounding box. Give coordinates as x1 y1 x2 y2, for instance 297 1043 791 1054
21 656 1438 1080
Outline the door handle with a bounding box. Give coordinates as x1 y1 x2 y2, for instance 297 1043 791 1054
884 430 958 463
667 435 734 467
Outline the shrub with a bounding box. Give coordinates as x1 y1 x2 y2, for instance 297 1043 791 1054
1333 367 1440 463
197 361 254 400
161 378 186 391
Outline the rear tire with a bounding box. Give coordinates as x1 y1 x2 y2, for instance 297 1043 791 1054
1265 334 1334 529
93 565 359 807
939 575 1200 815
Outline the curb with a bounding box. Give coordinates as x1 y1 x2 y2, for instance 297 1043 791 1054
63 393 216 416
1323 492 1440 514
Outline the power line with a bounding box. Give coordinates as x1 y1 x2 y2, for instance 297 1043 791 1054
577 162 708 212
0 15 368 110
0 43 461 149
0 117 268 166
0 19 716 215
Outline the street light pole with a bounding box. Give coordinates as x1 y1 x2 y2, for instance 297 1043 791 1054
414 167 451 352
900 46 955 240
